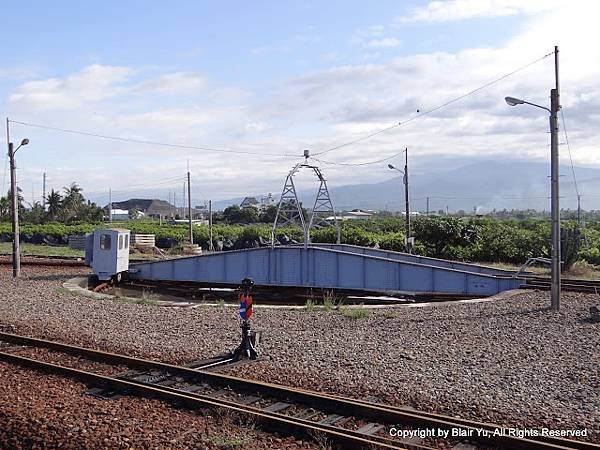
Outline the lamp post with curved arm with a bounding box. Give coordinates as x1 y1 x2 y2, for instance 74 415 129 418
7 119 29 278
388 148 411 253
505 86 560 309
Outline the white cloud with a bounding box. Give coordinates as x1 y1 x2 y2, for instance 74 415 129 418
352 24 401 49
399 0 562 23
7 1 600 202
8 66 208 110
134 72 206 95
9 64 133 110
366 38 402 48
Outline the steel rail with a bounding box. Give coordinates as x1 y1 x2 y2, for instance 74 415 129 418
0 350 404 450
0 332 597 450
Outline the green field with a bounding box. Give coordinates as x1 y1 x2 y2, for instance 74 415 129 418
0 242 84 258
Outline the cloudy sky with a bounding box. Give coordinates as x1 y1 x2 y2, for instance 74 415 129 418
1 0 599 208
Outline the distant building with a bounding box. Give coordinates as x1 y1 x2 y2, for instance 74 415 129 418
240 194 275 211
240 197 259 209
110 209 130 220
260 193 275 209
107 198 204 220
325 210 374 222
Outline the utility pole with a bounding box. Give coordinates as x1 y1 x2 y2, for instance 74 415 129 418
388 149 411 253
404 148 411 253
8 142 20 278
577 194 581 224
550 45 561 311
187 170 193 244
42 172 46 210
426 197 429 216
209 200 214 251
7 118 28 278
109 188 112 222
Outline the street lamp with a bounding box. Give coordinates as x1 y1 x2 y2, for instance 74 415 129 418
8 137 29 278
505 90 560 310
388 148 412 253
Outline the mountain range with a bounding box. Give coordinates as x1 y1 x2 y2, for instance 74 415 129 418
211 160 598 213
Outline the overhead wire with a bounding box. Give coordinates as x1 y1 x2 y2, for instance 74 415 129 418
8 120 298 159
87 178 187 198
311 150 405 167
312 50 554 162
560 108 580 198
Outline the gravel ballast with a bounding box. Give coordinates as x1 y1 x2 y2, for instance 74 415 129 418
0 265 598 445
0 361 309 449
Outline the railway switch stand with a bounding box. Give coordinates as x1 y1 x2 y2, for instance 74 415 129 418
233 278 259 360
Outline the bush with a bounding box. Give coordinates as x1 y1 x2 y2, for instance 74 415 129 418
2 216 597 267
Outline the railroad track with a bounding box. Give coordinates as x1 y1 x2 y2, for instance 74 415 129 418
521 276 600 294
0 333 597 449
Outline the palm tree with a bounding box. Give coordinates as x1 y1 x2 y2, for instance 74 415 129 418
62 182 84 221
46 189 62 221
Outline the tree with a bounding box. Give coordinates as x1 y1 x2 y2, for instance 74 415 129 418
61 183 84 221
0 195 10 221
22 202 45 224
223 205 259 224
259 205 278 223
46 189 62 221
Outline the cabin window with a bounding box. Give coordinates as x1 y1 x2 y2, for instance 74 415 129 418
125 234 129 249
119 234 124 250
100 234 111 250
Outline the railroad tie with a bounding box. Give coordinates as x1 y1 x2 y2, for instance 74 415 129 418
263 402 292 413
209 388 230 397
180 384 205 393
318 414 346 425
356 422 384 436
295 409 320 420
238 395 261 405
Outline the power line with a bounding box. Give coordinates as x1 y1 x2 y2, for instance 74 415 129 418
311 150 405 167
560 108 579 197
313 123 401 157
314 50 554 157
87 178 187 198
8 120 298 159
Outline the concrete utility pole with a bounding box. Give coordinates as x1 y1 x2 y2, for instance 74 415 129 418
426 197 430 216
7 118 29 278
505 45 561 310
404 148 411 252
209 200 214 251
8 142 20 278
187 170 193 244
388 147 411 253
549 46 561 310
109 188 113 222
42 172 46 210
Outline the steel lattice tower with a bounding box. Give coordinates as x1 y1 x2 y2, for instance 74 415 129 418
271 154 340 247
271 163 307 246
